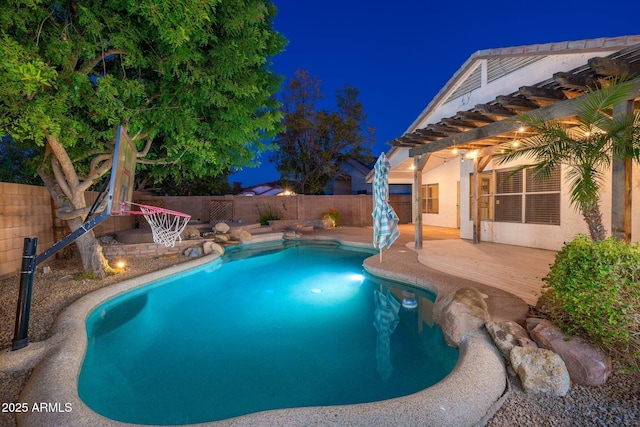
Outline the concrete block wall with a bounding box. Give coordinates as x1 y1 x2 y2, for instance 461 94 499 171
1 183 409 277
0 183 55 278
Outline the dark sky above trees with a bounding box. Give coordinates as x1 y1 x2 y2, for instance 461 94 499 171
231 0 639 186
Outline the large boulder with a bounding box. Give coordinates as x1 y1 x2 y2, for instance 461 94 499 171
510 346 571 397
433 287 490 347
181 225 201 240
527 318 612 386
203 241 224 256
486 320 538 359
214 222 230 233
213 233 230 243
229 227 252 242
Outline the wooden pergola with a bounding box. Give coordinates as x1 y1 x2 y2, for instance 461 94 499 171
390 44 640 248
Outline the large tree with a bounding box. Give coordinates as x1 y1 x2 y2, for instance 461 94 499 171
271 69 374 194
495 77 640 241
1 0 286 275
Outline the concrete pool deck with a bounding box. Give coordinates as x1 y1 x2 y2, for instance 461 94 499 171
6 225 556 426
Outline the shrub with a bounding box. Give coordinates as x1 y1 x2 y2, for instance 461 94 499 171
539 235 640 369
255 203 281 226
321 208 341 227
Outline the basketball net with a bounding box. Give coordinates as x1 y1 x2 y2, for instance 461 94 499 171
122 202 191 247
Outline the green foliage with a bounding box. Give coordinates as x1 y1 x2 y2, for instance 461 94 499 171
1 0 287 185
271 69 374 195
540 235 640 369
256 202 281 226
321 208 341 227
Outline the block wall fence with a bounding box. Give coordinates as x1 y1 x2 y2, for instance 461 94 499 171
1 182 410 278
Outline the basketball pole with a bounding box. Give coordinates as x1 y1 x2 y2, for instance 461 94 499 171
11 210 111 351
12 124 136 350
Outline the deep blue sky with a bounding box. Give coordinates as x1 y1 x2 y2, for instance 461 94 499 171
230 0 640 187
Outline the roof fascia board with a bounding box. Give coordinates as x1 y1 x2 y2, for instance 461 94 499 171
405 36 640 136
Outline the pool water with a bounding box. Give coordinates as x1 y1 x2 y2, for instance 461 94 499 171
79 243 458 425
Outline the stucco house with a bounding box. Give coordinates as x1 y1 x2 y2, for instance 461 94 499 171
383 35 640 251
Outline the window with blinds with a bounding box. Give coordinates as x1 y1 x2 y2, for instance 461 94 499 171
481 166 560 225
525 167 561 224
495 170 523 222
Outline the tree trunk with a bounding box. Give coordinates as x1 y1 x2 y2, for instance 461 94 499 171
65 217 112 277
582 201 607 242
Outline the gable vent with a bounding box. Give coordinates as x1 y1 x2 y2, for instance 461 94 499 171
487 56 545 82
446 64 482 102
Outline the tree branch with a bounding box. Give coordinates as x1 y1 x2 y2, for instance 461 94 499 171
78 49 126 74
136 149 188 165
45 134 80 193
77 154 113 193
137 138 153 157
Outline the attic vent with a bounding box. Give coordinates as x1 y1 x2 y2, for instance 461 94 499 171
446 64 482 102
487 56 545 82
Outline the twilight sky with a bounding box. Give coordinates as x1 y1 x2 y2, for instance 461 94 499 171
230 0 640 187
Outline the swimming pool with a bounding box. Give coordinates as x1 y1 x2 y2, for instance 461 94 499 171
78 242 458 425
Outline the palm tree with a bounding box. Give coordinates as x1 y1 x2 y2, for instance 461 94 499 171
495 78 640 241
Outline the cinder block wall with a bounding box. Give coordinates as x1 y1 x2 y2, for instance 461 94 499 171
1 183 408 277
0 183 55 278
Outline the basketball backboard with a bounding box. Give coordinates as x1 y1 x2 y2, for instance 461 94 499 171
108 125 137 215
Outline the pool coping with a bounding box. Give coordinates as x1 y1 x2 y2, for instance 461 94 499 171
11 236 508 427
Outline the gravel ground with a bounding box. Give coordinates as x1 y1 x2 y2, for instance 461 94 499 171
1 254 639 427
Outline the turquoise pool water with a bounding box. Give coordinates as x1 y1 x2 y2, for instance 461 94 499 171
79 243 458 425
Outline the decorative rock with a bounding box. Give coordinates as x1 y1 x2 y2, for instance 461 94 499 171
527 318 612 386
229 227 252 242
433 287 490 347
213 234 230 243
214 222 230 233
283 230 302 240
183 246 203 258
181 225 201 240
510 346 571 397
486 320 538 359
203 241 224 256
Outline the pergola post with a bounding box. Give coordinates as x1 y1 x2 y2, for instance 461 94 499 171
611 99 634 241
413 154 430 249
472 155 480 244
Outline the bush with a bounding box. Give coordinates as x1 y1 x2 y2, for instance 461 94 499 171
540 235 640 369
255 203 281 226
321 208 341 227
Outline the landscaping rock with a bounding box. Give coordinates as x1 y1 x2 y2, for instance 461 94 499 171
486 320 538 359
181 225 201 240
527 318 612 386
229 227 252 242
433 287 490 347
510 346 571 397
283 230 302 240
213 234 230 243
183 246 203 258
214 222 230 233
203 241 224 256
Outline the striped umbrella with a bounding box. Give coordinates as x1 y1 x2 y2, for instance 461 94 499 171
372 153 400 262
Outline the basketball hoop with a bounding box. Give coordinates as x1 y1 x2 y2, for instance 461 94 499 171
121 202 191 247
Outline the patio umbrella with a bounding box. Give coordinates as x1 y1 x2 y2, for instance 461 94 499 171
372 153 400 262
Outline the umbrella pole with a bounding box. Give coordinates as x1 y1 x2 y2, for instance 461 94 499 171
379 248 382 262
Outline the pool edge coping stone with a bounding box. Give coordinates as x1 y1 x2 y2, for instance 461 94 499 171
14 237 508 427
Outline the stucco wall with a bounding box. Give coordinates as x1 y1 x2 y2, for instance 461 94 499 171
421 151 632 251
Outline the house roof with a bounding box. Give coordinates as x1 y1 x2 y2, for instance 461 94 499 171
390 35 640 158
